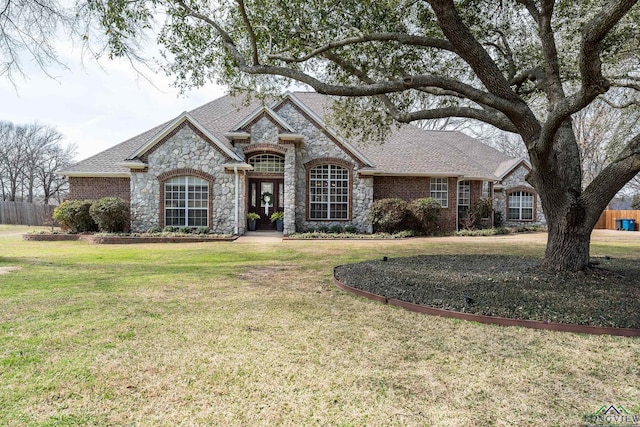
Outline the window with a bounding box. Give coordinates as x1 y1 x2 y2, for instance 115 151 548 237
508 191 534 221
430 178 448 208
458 180 470 207
482 181 490 198
248 154 285 173
309 164 349 220
164 176 209 227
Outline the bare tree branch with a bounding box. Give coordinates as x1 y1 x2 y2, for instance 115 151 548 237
582 131 640 214
537 0 638 154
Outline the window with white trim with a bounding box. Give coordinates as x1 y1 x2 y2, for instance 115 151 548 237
309 164 349 220
248 154 285 173
164 176 209 227
430 178 448 208
458 180 470 207
482 181 490 198
508 191 534 221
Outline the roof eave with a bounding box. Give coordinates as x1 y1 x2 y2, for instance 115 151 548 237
223 131 251 140
57 172 131 178
223 163 253 171
278 133 305 141
118 161 148 170
359 172 464 177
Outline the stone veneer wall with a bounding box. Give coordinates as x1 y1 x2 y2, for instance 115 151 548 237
129 126 245 233
237 109 373 234
275 104 374 233
68 177 131 202
494 165 546 226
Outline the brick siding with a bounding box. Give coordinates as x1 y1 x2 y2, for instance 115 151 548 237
68 177 130 202
373 176 458 232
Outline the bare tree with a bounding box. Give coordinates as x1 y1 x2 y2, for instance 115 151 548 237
0 121 73 203
0 0 75 83
0 121 26 201
36 138 76 204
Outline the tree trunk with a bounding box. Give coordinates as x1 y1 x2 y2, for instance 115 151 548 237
528 120 598 272
542 221 592 271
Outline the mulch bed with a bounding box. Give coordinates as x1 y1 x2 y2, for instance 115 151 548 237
23 234 237 244
334 255 640 329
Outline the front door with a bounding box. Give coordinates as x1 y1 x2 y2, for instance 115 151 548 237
249 178 284 230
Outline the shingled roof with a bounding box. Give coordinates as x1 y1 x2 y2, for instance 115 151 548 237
60 92 513 181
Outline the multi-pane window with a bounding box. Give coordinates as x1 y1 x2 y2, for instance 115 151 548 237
248 154 285 173
164 176 209 227
309 164 349 220
430 178 448 208
482 181 490 198
508 191 534 221
458 180 470 207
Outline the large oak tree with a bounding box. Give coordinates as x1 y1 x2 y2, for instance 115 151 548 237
86 0 640 271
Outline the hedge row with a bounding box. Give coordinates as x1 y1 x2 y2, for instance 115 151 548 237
53 198 130 233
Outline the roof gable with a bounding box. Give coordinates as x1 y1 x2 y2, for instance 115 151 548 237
271 92 373 167
498 158 531 180
231 105 296 133
127 112 242 162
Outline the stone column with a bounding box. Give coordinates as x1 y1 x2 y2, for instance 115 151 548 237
283 144 297 234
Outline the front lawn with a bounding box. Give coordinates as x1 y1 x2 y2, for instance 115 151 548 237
1 226 639 426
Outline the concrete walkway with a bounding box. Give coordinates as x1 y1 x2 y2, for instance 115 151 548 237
234 231 283 243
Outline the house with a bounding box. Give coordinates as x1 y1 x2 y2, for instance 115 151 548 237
60 92 544 234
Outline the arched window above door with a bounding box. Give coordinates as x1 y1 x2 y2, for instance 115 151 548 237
248 154 285 173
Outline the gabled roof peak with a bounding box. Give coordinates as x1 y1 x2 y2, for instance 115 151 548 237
230 105 296 133
127 111 242 162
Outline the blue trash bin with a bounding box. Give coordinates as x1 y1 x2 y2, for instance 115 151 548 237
622 219 630 231
629 219 636 231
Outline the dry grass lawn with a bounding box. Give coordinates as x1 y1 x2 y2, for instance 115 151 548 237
1 225 639 426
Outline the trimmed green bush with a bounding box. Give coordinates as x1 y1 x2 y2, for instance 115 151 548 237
146 225 163 234
89 197 130 233
329 225 344 234
196 226 210 235
408 197 441 233
53 200 98 233
473 197 493 220
343 225 358 234
368 198 409 233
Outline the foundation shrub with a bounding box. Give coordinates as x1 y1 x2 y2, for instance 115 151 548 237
89 197 130 233
407 198 441 233
53 200 99 233
368 198 410 233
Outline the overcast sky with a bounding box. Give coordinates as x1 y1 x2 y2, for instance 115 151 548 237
0 42 227 161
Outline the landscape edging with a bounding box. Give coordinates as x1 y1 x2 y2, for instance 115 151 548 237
333 266 640 337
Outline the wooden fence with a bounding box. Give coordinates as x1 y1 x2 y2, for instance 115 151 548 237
594 210 640 231
0 202 55 226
